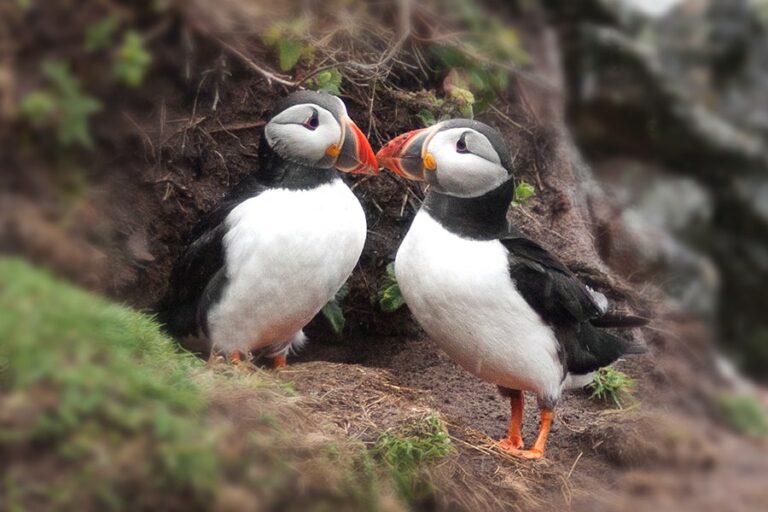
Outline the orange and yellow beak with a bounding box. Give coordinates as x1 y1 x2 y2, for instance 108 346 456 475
375 128 433 181
334 116 379 175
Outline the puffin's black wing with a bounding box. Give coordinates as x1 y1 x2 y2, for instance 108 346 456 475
500 230 645 376
156 175 268 339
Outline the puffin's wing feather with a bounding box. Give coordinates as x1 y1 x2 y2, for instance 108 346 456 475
500 234 603 325
500 232 646 376
156 176 268 337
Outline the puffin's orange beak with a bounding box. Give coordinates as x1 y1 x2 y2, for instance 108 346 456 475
376 128 432 181
334 116 378 175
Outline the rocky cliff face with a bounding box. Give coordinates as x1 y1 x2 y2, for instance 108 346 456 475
546 0 768 380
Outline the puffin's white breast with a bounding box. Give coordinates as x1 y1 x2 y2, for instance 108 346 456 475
395 211 563 400
207 179 366 353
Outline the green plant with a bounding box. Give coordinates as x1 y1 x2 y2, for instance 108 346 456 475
587 366 635 409
371 414 452 503
717 393 768 439
378 262 405 313
512 179 536 207
84 15 120 52
262 18 314 72
113 30 152 87
321 282 349 337
431 0 529 113
19 60 101 149
308 68 343 95
0 258 219 507
416 108 437 127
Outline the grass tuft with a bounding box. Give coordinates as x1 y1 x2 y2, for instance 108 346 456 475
371 414 452 504
588 366 636 409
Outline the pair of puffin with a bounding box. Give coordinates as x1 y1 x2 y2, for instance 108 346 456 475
158 91 645 459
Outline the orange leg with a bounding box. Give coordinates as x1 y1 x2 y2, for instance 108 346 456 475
498 390 525 450
229 351 243 364
515 409 554 460
271 354 287 369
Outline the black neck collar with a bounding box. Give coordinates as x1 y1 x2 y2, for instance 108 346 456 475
256 137 339 190
423 178 515 240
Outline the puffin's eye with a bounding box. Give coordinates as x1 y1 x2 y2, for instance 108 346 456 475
456 134 469 153
303 110 319 130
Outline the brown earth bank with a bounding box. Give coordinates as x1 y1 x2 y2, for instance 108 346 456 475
2 0 767 510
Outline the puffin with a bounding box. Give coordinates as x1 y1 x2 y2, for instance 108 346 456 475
157 90 378 367
376 119 647 459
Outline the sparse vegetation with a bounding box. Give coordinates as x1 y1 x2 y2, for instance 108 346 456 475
321 282 349 338
717 393 768 439
588 366 636 409
379 262 405 313
371 414 453 504
512 179 536 207
262 17 314 72
113 31 152 87
308 67 343 95
84 15 120 52
19 61 101 149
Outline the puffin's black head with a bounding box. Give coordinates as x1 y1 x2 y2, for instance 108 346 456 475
376 119 513 197
265 90 378 174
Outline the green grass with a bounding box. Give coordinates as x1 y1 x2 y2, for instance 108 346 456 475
587 366 636 409
0 258 219 509
717 393 768 439
371 414 452 504
0 258 408 511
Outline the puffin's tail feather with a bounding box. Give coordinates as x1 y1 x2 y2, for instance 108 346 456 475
565 323 647 375
590 313 650 329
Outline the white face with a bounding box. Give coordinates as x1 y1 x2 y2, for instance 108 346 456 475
264 103 344 167
424 127 509 198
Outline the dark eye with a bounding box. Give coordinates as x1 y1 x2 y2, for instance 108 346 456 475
304 111 319 130
456 134 469 153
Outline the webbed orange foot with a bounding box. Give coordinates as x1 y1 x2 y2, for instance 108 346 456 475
498 436 524 451
271 354 287 369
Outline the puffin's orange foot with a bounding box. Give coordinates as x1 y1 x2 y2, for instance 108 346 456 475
497 441 544 460
271 354 287 369
498 435 524 451
512 448 544 460
229 351 244 364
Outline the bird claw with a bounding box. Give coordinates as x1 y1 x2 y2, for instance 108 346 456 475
497 439 544 460
498 436 524 451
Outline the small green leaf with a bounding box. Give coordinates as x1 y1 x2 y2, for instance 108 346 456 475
378 263 405 313
19 91 57 124
334 281 350 302
416 109 436 127
84 15 120 52
321 301 345 337
309 68 342 95
512 180 535 206
278 39 303 72
113 31 152 88
23 60 102 149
